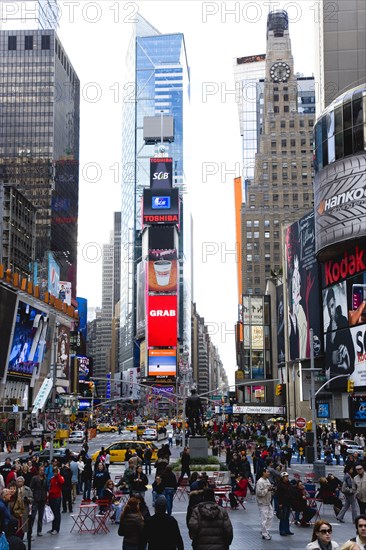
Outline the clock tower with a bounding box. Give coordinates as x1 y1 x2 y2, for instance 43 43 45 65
264 11 297 124
239 9 315 295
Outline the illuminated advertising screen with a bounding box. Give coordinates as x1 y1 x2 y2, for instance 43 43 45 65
0 286 17 379
322 239 366 386
148 249 177 293
58 281 72 306
349 394 366 427
57 325 70 378
147 295 178 347
7 300 49 378
148 349 176 377
48 252 60 297
150 157 173 189
143 188 179 225
78 356 92 381
317 403 330 418
285 211 322 361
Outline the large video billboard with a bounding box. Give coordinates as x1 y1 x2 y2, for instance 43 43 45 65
148 349 176 377
148 249 177 293
147 295 177 347
143 188 179 225
285 211 322 361
7 300 49 378
57 324 70 378
322 239 366 386
0 286 17 379
150 158 173 189
58 281 72 306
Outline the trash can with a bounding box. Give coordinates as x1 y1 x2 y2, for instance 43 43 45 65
313 461 326 481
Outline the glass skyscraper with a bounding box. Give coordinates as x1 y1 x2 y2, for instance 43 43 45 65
0 29 80 293
120 15 191 373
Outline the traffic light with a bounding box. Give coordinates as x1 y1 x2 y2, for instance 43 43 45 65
88 382 94 392
347 379 355 393
275 384 282 396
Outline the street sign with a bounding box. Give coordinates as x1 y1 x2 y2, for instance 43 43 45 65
70 414 76 422
46 407 61 413
46 419 58 431
211 395 222 401
295 417 306 429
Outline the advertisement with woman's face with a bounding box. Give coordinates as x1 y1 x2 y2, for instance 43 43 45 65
57 325 70 378
7 300 49 378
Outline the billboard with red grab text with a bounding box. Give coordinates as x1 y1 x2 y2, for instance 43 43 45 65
147 295 177 347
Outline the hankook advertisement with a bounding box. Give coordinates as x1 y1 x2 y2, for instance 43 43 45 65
314 154 366 257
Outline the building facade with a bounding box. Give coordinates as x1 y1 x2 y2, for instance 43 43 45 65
0 29 80 295
236 11 315 296
120 15 191 383
0 184 36 278
0 1 59 30
314 0 366 114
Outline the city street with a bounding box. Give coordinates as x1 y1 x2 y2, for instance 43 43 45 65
9 434 358 550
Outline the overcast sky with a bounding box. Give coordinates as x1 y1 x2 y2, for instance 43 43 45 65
55 0 316 384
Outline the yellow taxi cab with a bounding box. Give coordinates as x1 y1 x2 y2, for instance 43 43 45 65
136 424 148 438
125 424 137 432
156 419 167 430
91 440 158 463
96 423 118 433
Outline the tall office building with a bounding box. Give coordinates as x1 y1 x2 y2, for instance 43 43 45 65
0 29 80 295
120 15 191 376
0 1 59 30
315 0 366 114
235 11 315 295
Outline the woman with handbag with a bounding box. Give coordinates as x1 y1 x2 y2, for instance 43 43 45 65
336 464 358 523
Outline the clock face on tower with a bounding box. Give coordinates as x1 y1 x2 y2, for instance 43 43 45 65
270 62 291 83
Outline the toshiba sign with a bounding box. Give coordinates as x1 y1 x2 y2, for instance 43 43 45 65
147 295 178 347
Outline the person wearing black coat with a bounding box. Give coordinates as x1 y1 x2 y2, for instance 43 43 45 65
161 465 177 516
82 458 93 500
93 463 110 499
130 466 148 496
60 463 73 513
178 447 191 485
142 496 183 550
276 472 294 536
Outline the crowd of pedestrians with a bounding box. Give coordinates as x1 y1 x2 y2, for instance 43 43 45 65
2 419 366 548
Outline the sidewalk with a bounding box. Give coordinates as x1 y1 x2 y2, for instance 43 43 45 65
27 463 356 550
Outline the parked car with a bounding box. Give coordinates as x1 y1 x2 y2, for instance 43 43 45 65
341 439 364 454
96 423 117 433
91 441 158 463
68 430 84 444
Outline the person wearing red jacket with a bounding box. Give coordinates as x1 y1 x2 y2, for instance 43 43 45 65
47 466 64 535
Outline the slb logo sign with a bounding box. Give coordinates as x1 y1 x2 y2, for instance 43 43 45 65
152 196 170 209
150 158 172 189
153 172 169 180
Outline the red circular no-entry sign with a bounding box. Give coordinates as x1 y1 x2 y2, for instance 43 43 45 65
295 417 306 429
